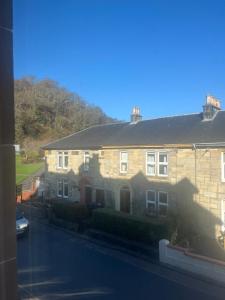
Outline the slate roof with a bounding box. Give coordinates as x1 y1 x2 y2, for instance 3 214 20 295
43 111 225 150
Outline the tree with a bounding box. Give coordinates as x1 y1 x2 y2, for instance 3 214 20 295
14 76 117 159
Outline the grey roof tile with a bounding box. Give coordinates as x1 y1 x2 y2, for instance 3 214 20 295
43 111 225 149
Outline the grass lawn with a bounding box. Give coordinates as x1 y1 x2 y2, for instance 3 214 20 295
16 156 44 184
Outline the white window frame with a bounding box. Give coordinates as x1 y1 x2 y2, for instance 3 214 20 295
146 190 157 215
57 151 69 169
222 152 225 182
158 152 168 177
146 152 156 176
120 151 128 174
158 191 168 216
57 179 69 198
57 180 63 197
84 151 90 171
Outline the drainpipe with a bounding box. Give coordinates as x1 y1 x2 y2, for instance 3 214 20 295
192 144 197 187
0 1 17 299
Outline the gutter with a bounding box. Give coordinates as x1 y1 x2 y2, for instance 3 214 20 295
192 142 225 149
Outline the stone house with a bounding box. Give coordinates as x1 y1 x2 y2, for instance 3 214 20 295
43 96 225 238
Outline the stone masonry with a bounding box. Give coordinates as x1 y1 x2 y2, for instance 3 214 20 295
44 147 225 238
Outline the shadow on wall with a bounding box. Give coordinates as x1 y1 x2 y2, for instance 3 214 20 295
44 153 225 258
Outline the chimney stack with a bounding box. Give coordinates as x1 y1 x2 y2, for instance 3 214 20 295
202 95 221 120
131 106 142 123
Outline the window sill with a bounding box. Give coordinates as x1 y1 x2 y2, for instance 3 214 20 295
56 168 69 171
146 175 169 181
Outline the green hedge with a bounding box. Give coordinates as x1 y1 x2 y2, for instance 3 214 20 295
52 201 90 222
91 208 172 244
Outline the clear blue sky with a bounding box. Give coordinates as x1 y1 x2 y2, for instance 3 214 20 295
13 0 225 121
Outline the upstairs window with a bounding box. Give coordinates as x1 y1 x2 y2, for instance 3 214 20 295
146 151 168 177
146 153 156 176
158 153 168 176
222 153 225 182
84 151 90 171
57 151 68 169
120 151 128 173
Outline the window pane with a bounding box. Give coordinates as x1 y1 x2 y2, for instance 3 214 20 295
159 165 167 175
84 163 89 171
147 203 156 215
147 164 155 175
64 155 68 167
58 156 63 168
121 152 128 161
159 192 168 204
159 153 167 163
58 181 63 196
84 152 90 171
223 153 225 162
158 205 167 216
64 182 68 197
147 153 155 163
147 191 155 202
121 162 127 172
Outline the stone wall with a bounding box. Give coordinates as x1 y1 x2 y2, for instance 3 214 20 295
44 147 225 237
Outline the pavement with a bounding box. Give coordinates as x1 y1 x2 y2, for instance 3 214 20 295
17 219 225 300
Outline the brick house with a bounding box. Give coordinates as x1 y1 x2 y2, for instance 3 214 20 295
43 96 225 238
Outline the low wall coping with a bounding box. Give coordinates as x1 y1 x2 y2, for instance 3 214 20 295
168 244 225 267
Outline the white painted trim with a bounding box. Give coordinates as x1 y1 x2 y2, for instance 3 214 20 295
57 151 69 170
57 179 69 198
120 151 128 174
63 180 69 198
158 191 168 216
146 152 156 176
158 152 168 177
146 190 157 214
57 180 63 197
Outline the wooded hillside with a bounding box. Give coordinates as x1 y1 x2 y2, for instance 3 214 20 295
15 77 116 158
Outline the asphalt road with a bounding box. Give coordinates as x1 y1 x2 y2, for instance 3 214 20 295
17 220 225 300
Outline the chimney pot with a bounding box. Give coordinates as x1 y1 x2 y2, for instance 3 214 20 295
131 106 142 123
203 95 221 120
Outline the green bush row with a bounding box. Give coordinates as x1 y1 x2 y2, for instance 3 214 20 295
91 208 172 245
52 201 90 222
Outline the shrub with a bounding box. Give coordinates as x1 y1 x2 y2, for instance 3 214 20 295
52 201 90 222
90 208 172 245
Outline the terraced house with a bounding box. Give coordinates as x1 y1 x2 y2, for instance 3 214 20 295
43 96 225 238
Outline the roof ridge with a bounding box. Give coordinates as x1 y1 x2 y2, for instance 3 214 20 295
140 112 200 122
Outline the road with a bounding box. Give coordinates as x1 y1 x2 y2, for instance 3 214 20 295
17 220 225 300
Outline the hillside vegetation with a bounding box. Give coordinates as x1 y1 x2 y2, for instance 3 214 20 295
16 156 43 184
15 77 116 159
